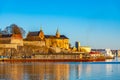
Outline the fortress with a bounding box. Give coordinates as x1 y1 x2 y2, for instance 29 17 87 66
0 27 69 50
24 28 69 49
0 25 94 60
0 25 91 57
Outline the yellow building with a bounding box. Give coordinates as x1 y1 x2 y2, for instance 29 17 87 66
80 46 91 53
25 28 69 49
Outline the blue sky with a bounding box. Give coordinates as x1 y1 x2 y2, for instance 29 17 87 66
0 0 120 49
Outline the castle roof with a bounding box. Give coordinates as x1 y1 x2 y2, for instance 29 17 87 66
45 35 68 39
27 31 68 39
0 34 12 38
27 31 40 36
0 33 23 41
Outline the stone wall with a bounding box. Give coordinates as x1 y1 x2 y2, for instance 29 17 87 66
0 48 4 56
33 54 82 59
23 41 45 47
0 38 11 44
11 39 23 46
0 44 17 49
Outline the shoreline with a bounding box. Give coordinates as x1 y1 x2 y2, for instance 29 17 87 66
0 58 105 62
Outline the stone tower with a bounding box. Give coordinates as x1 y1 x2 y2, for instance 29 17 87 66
39 27 44 40
56 28 60 38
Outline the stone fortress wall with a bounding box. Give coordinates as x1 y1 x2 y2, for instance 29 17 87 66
0 44 17 49
23 41 45 47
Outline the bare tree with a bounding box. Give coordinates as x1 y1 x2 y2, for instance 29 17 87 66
4 24 26 37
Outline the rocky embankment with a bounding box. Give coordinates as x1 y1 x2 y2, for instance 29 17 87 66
0 45 70 58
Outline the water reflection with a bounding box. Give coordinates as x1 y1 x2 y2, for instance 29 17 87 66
0 62 70 80
106 64 113 76
0 62 120 80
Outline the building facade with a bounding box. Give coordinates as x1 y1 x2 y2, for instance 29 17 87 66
80 46 91 53
0 33 23 49
24 28 69 49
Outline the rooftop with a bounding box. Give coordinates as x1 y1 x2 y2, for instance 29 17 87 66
27 31 69 39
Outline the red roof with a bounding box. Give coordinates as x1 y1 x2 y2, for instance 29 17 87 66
12 34 22 39
89 51 100 54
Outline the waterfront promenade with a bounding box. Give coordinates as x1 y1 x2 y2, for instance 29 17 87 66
0 53 105 62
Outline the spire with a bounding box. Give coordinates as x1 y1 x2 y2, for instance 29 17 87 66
56 27 60 38
57 27 58 32
39 25 44 40
56 27 59 33
40 26 42 31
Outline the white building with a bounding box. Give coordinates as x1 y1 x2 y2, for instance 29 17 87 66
105 49 114 57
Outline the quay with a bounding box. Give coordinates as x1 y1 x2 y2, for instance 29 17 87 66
0 53 105 62
0 58 105 62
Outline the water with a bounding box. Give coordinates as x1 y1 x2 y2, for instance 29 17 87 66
0 58 120 80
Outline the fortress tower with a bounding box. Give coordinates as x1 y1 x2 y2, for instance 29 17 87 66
39 27 44 40
56 28 60 38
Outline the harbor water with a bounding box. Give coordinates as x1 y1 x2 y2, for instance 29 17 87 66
0 58 120 80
